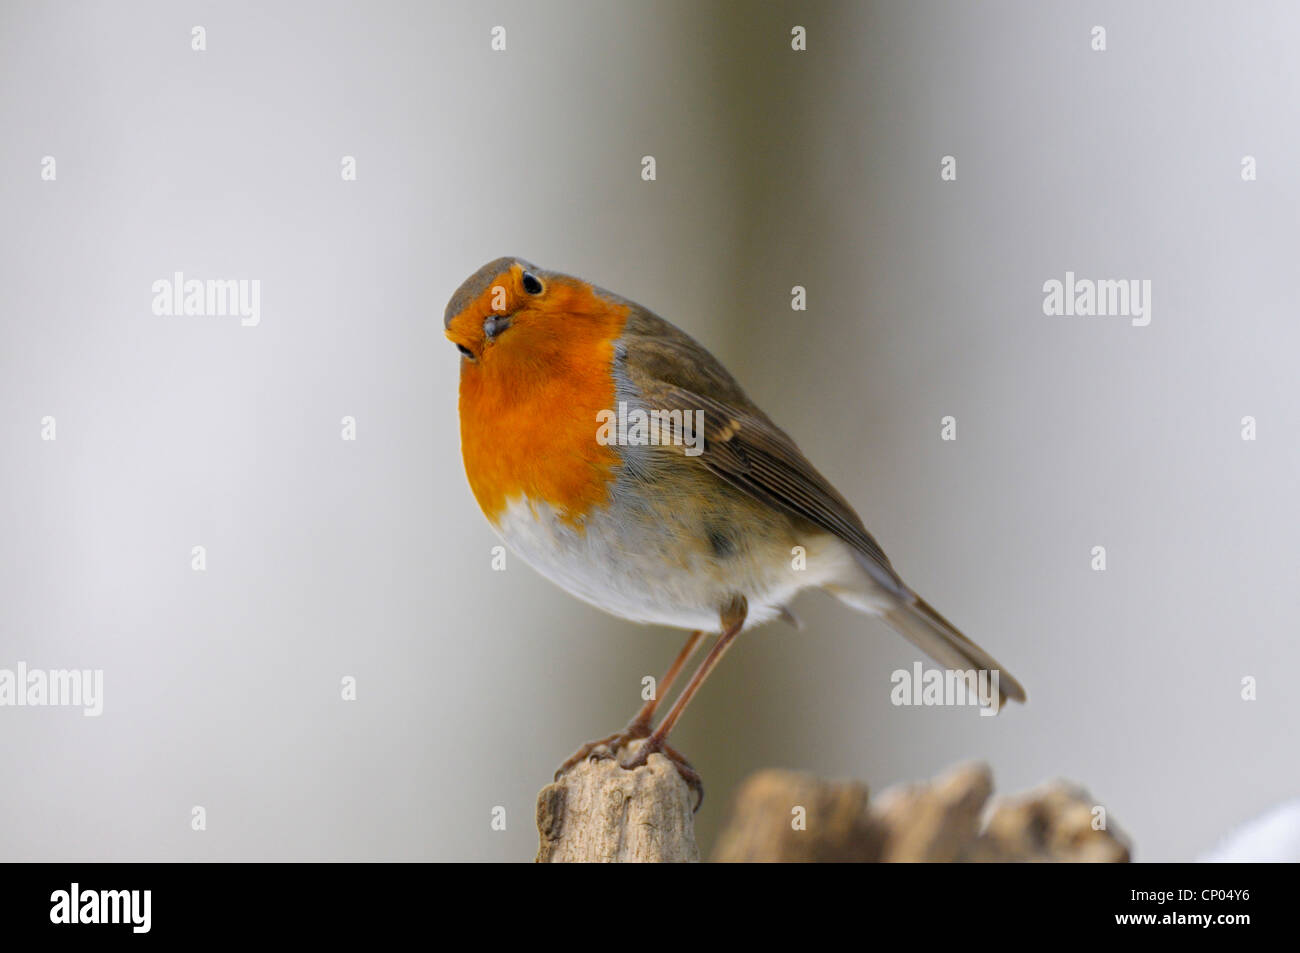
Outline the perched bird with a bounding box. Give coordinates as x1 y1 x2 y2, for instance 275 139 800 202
445 257 1025 805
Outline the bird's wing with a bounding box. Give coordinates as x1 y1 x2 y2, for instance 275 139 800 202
618 308 907 597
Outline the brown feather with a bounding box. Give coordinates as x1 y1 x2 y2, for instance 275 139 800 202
618 307 907 597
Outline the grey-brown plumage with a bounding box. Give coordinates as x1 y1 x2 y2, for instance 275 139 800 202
616 305 1027 705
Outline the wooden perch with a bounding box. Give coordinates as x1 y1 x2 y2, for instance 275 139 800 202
713 763 1132 862
536 746 1131 863
536 740 699 863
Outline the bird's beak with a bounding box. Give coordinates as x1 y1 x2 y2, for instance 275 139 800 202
445 311 484 359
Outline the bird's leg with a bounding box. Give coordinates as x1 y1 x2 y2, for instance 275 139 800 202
553 629 706 780
625 628 707 735
621 595 748 809
628 597 747 761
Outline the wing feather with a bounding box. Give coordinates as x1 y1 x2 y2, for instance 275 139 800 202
618 308 907 596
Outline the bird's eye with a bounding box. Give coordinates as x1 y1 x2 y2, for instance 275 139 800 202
521 271 543 295
456 344 475 361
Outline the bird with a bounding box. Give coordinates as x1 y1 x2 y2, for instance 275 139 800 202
444 257 1026 806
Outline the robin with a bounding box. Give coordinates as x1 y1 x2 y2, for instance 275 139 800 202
445 257 1026 806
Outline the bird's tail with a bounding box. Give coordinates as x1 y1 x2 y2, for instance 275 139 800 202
881 593 1027 708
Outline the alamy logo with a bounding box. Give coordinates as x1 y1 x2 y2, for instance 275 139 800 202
0 662 103 716
596 402 705 457
890 662 1002 716
1042 271 1151 327
50 883 151 934
151 272 261 327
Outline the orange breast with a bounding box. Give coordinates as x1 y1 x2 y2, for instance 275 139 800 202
457 282 629 528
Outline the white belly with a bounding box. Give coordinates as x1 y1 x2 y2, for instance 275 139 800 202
492 495 864 632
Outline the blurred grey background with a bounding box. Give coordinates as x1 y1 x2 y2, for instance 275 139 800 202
2 0 1297 862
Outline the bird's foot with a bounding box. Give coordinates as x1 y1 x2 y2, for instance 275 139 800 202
555 725 705 811
621 740 704 812
553 720 653 780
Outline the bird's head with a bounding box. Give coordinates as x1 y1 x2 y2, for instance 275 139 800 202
444 257 625 369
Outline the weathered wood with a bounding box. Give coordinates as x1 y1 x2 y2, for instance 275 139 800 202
968 779 1132 862
711 762 1131 863
537 746 1131 863
873 762 994 862
535 742 699 863
708 770 883 862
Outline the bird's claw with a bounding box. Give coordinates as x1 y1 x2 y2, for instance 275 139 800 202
621 741 704 812
553 722 653 781
555 730 705 811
